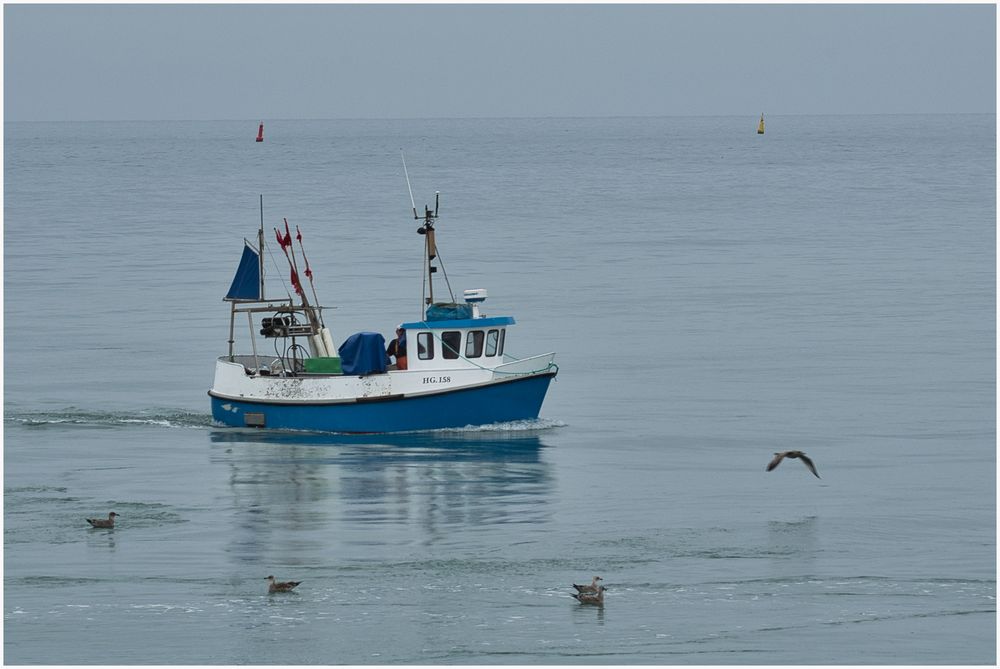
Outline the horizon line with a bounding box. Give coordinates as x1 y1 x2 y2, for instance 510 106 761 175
5 111 996 124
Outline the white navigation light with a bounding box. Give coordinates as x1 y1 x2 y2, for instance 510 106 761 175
464 288 488 317
463 288 488 303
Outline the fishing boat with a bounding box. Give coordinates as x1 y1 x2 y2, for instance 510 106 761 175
208 189 558 434
757 113 765 135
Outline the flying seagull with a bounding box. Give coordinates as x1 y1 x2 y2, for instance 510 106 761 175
571 585 606 606
572 576 603 594
86 512 118 528
267 575 302 593
766 451 820 478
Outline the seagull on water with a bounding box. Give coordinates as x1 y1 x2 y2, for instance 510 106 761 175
572 576 603 594
572 585 606 606
86 512 118 528
766 450 820 478
267 575 302 593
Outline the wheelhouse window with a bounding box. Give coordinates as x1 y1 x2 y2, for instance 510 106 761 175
441 331 462 359
417 332 434 360
485 329 499 357
498 329 506 357
466 330 485 358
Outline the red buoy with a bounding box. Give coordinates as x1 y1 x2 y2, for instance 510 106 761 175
256 122 264 143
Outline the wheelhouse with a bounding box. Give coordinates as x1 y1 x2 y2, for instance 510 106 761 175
400 316 515 371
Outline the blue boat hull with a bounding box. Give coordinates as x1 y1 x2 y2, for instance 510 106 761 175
209 373 555 433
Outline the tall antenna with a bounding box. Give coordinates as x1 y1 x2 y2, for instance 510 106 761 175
401 150 418 220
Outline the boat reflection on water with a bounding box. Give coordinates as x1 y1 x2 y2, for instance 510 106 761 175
208 427 554 551
209 427 548 463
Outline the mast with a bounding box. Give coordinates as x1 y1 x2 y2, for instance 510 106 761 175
402 152 452 312
417 193 440 306
258 195 265 299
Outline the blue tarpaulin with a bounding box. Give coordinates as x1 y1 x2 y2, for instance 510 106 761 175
426 302 473 321
225 243 261 300
338 332 388 375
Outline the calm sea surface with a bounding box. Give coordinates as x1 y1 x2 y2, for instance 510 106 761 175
4 116 996 664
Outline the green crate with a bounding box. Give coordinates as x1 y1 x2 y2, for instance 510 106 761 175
304 357 343 374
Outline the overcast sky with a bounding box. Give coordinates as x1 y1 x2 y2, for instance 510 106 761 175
4 3 996 121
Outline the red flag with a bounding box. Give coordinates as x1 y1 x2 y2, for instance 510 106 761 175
275 227 291 249
290 269 303 296
296 225 314 281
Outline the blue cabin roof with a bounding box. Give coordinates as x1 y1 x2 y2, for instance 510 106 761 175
400 316 515 330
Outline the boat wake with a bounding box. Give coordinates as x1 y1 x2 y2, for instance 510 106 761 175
435 417 567 434
6 408 563 435
5 408 215 430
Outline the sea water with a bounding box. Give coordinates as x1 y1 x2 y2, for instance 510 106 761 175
4 115 995 664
